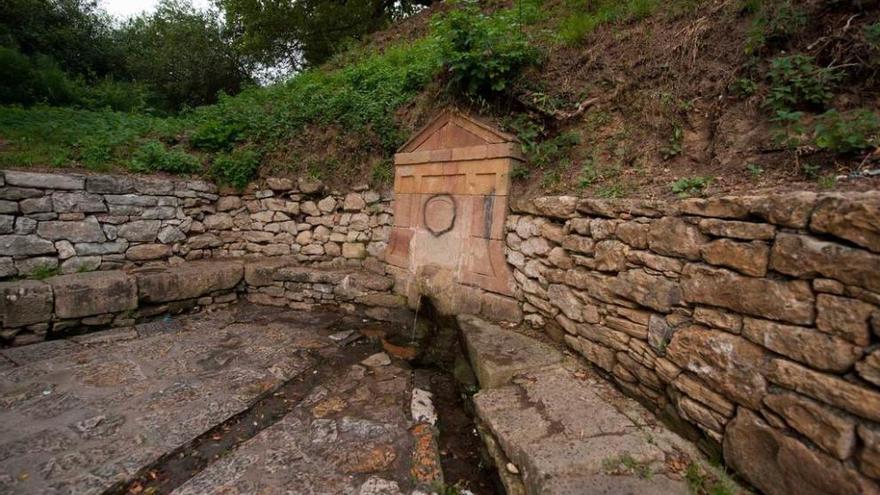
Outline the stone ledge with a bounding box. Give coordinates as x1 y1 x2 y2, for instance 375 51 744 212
0 260 245 346
134 260 243 304
459 314 562 388
49 271 137 319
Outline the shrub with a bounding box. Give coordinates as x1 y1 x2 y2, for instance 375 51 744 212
744 1 806 54
0 48 79 106
190 116 244 151
660 126 683 159
433 1 539 99
0 47 155 112
730 77 757 98
210 147 262 188
813 109 880 154
770 109 806 149
79 78 153 113
671 176 712 197
131 140 201 173
765 55 841 112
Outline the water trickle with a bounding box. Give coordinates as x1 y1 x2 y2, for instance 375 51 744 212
410 294 422 344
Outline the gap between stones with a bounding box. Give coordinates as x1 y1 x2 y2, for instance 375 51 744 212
102 343 373 495
100 305 501 495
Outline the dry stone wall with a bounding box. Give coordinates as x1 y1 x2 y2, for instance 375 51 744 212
0 170 392 279
0 169 398 346
0 261 243 345
506 192 880 495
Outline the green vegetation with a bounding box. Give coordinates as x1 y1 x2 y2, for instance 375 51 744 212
433 1 540 99
1 0 253 113
760 48 878 157
684 463 736 495
1 0 877 195
210 148 262 189
0 106 181 170
577 159 599 189
0 47 151 111
747 163 764 178
504 114 580 180
219 0 431 71
730 77 757 98
188 36 440 155
671 176 712 197
764 55 840 113
660 126 683 160
818 173 837 189
130 140 201 174
602 454 653 479
744 0 806 54
27 264 61 280
801 162 820 180
597 183 627 199
559 0 660 45
813 109 880 154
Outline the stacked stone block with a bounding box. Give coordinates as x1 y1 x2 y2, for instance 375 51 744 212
0 170 217 278
0 171 392 279
243 258 406 320
191 179 391 266
506 192 880 494
0 261 243 345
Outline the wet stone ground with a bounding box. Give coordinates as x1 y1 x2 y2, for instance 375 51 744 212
0 304 479 495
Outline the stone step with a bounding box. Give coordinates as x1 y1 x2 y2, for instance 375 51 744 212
457 314 563 389
458 315 691 495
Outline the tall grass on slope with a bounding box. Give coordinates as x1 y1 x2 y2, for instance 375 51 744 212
187 38 442 155
0 106 182 171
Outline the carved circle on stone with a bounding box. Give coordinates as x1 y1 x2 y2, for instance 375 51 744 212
423 194 456 236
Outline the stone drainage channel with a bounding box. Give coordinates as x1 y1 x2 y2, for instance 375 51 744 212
100 304 502 495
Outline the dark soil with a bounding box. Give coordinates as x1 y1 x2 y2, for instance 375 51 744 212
298 0 880 199
430 370 504 495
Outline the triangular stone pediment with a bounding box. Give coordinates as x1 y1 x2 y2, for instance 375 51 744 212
398 110 517 153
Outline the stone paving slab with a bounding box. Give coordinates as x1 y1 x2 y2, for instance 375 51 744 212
0 355 15 373
463 316 693 495
172 355 417 495
0 339 82 366
475 367 690 495
0 306 333 494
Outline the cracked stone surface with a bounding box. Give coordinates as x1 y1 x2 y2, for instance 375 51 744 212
464 315 697 495
0 304 423 495
172 353 417 495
